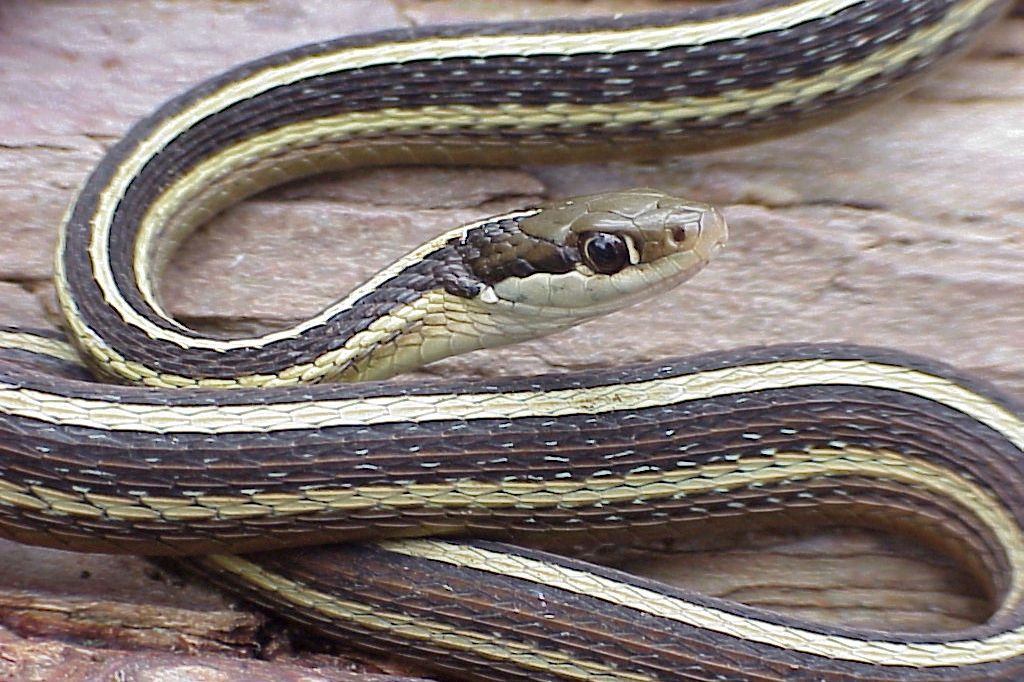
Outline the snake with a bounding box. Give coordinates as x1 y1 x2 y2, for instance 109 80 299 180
0 0 1021 679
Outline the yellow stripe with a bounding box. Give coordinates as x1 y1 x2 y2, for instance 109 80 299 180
64 0 1002 368
202 554 654 682
0 331 82 364
390 538 1024 666
197 437 1024 670
385 451 1024 672
1 360 1020 457
3 445 1015 548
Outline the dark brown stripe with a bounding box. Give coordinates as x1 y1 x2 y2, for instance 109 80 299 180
2 343 1021 554
0 378 1013 499
57 0 1009 378
4 340 1019 411
188 536 1024 681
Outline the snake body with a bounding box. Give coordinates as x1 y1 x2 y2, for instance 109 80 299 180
1 0 1022 680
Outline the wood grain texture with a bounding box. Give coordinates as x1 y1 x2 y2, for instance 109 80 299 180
0 0 1021 679
0 626 421 682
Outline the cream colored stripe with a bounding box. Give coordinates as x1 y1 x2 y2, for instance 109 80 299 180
69 0 1001 364
0 447 975 524
207 425 1024 667
0 331 82 364
390 539 1024 667
0 359 1020 454
203 440 1024 669
383 441 1024 668
202 554 653 682
4 445 1016 583
90 0 867 216
68 207 531 361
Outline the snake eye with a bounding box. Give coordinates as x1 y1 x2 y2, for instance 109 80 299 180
581 232 630 275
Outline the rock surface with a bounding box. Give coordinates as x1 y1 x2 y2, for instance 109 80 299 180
0 0 1021 679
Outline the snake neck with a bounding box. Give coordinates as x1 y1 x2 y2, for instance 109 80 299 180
60 210 545 387
53 0 1010 388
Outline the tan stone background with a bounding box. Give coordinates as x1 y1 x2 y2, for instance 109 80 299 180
0 1 1022 679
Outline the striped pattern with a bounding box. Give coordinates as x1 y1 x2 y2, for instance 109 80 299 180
4 334 1024 681
54 0 1008 387
3 0 1017 678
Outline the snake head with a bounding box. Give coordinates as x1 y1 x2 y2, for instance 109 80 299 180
301 189 725 381
477 189 727 322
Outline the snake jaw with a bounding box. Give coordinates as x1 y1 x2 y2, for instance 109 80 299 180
479 189 727 325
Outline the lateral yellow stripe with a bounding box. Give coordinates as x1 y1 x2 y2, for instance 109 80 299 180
202 554 654 682
388 538 1024 667
0 446 986 520
92 0 870 209
384 455 1024 671
0 331 82 364
64 0 1002 366
1 360 1020 456
197 436 1024 670
6 444 1021 611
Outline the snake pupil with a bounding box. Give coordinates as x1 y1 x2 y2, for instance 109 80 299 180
581 232 629 275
